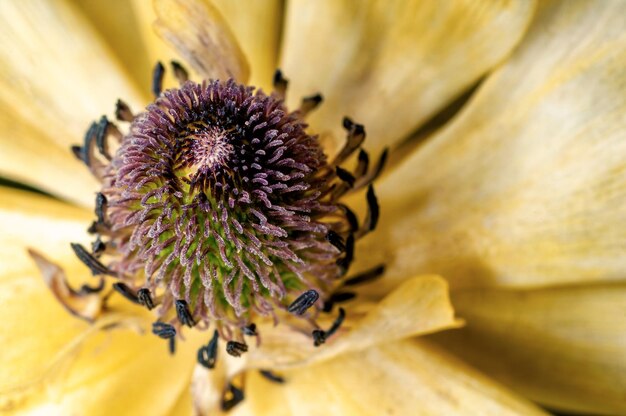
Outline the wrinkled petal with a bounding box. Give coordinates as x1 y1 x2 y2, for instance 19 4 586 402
210 0 283 90
367 0 626 290
29 249 103 322
0 0 144 205
432 283 626 415
153 0 250 83
246 275 461 369
244 340 547 416
280 0 536 155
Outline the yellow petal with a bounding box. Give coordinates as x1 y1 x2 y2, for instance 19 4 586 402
0 111 99 207
72 0 153 95
0 0 144 204
245 340 547 416
0 266 89 411
432 283 626 415
368 0 626 290
247 275 461 369
280 0 536 155
0 187 92 277
210 0 283 90
153 0 250 83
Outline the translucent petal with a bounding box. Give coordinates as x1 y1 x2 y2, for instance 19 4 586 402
433 283 626 415
367 0 626 290
280 0 536 155
245 340 548 416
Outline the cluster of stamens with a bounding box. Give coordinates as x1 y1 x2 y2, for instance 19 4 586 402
67 62 386 409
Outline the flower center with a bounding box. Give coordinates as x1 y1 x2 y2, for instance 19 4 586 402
67 62 386 372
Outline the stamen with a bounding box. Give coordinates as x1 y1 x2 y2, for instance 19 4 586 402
338 204 359 232
95 192 107 224
171 60 189 83
333 117 366 165
70 243 113 276
361 185 380 233
175 299 196 327
325 307 346 339
313 307 346 347
336 234 354 270
137 288 154 310
323 292 356 312
112 282 140 304
259 370 285 384
152 322 177 339
95 116 111 160
70 145 83 160
226 341 248 357
287 289 319 315
299 93 323 116
152 61 165 97
355 149 369 178
272 69 288 99
221 382 245 411
335 166 356 187
242 323 257 336
325 230 345 252
78 278 105 294
343 264 385 286
197 330 219 369
91 236 105 256
115 99 134 122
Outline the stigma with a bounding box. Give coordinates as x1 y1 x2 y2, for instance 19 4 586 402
68 61 386 372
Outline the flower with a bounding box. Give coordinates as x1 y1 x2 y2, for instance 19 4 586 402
0 0 625 415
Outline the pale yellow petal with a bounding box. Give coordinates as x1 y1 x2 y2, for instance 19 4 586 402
432 283 626 415
0 187 92 277
210 0 283 90
72 0 153 95
0 111 99 207
0 0 144 204
245 340 547 416
153 0 250 83
0 267 89 411
247 275 461 369
367 0 626 290
280 0 536 155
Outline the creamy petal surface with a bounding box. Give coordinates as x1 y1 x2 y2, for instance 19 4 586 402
433 282 626 415
370 0 626 290
0 0 144 206
280 0 536 155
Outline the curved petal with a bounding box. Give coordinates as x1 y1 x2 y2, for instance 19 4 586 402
367 0 626 290
210 0 283 90
432 283 626 415
245 340 547 416
280 0 536 155
0 187 92 276
0 0 144 205
246 275 461 369
72 0 154 94
153 0 250 83
0 111 99 207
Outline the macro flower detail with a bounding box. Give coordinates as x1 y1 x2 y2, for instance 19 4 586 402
2 0 626 415
66 60 386 361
